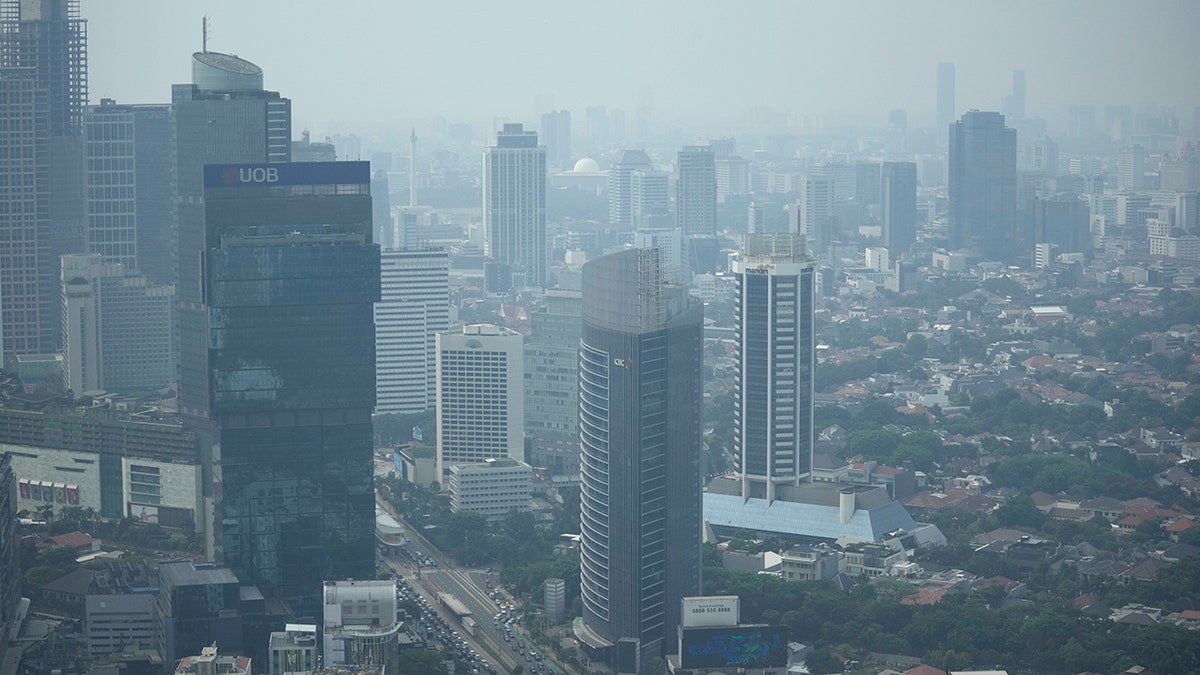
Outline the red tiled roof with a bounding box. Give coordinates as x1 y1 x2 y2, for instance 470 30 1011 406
900 588 946 606
1166 517 1196 533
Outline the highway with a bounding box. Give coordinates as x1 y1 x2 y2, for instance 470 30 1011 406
378 493 568 675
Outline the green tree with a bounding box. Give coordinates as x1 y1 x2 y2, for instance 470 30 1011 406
393 649 449 675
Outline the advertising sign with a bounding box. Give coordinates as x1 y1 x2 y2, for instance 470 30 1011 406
679 625 788 670
130 503 159 524
681 595 740 628
204 161 370 188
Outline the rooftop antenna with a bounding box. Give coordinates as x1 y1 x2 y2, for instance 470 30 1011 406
202 16 209 53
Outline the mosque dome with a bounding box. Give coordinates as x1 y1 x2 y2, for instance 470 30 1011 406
572 157 601 173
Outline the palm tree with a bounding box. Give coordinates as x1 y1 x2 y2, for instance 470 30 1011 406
35 503 54 524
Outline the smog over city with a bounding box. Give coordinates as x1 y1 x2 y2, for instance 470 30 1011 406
1 2 1200 675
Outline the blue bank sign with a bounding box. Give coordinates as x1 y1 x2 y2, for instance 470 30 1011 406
204 161 370 188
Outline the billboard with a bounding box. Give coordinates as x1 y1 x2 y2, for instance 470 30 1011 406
681 595 740 628
130 503 159 524
679 625 788 670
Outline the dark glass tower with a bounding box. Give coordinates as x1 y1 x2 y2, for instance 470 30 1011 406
575 247 703 664
948 110 1017 261
0 0 87 356
173 50 291 420
880 161 917 254
205 161 379 613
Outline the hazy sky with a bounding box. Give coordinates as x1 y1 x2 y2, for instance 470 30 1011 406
87 1 1199 133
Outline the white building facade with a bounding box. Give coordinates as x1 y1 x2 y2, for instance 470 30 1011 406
375 247 450 414
446 458 532 523
436 324 524 481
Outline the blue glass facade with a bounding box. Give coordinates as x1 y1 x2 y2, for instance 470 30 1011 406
204 161 378 613
732 235 816 503
577 248 703 661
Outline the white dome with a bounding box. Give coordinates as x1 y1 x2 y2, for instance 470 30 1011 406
572 157 600 173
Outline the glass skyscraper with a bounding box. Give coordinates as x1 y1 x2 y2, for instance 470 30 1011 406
948 110 1017 261
731 234 816 504
0 0 87 357
204 161 379 613
575 247 703 664
880 161 917 254
173 49 291 420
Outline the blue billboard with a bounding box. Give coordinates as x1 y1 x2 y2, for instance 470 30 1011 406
204 161 370 188
679 624 788 669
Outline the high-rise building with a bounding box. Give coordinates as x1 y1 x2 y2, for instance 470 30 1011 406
731 235 815 504
632 228 686 284
173 50 291 420
541 109 571 170
60 254 174 394
205 161 378 612
83 100 173 284
1021 135 1059 175
1032 194 1090 254
948 110 1017 260
1001 69 1026 120
1068 104 1096 138
371 169 393 247
676 145 716 237
0 0 88 357
880 162 918 253
585 105 609 147
483 123 547 288
1159 151 1200 192
936 62 955 136
855 161 881 210
794 175 835 257
715 155 751 201
0 71 50 361
375 247 449 415
1117 144 1146 191
291 130 335 162
524 289 582 475
575 248 703 663
436 324 524 481
630 168 670 229
810 163 856 202
608 149 654 228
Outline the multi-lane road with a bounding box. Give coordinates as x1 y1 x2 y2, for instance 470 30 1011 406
378 495 569 675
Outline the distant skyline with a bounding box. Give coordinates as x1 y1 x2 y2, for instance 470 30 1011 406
88 1 1198 135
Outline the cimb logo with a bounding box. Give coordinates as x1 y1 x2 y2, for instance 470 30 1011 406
238 167 279 183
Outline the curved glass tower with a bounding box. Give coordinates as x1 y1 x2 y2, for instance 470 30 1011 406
575 247 703 664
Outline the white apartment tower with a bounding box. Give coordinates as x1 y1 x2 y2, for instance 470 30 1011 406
436 324 524 482
375 247 450 415
483 123 547 287
794 175 835 257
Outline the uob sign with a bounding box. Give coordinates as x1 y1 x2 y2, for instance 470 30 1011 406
240 167 279 183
